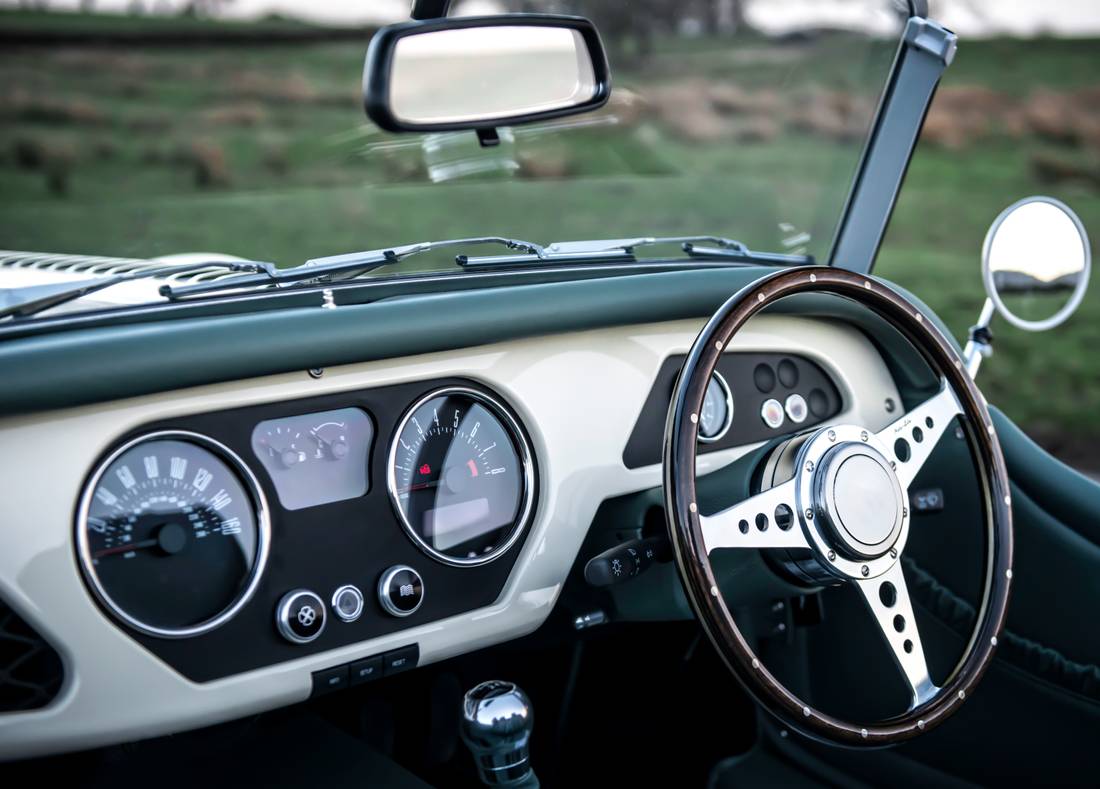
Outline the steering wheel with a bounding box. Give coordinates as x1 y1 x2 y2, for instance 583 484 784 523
663 267 1013 745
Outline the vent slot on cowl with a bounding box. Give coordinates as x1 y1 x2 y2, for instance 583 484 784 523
0 599 64 712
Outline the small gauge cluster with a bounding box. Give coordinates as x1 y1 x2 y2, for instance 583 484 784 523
252 407 373 511
74 379 537 682
623 352 843 469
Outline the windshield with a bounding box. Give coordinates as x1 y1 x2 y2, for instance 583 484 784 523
0 2 904 276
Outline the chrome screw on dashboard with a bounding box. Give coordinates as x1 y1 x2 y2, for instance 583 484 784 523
308 368 324 379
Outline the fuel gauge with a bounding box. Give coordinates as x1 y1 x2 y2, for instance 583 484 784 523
256 425 307 469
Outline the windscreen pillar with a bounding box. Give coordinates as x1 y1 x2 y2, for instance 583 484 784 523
828 17 957 274
411 0 451 20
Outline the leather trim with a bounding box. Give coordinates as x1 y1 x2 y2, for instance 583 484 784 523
906 557 1100 703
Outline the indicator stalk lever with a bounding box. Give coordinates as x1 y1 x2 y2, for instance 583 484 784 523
584 535 670 587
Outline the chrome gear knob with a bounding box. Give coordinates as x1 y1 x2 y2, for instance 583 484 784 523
460 680 538 787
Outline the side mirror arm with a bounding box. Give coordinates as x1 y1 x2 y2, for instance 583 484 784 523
962 299 996 378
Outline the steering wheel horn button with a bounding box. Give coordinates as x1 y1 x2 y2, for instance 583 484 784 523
276 589 327 644
378 565 424 617
813 442 904 560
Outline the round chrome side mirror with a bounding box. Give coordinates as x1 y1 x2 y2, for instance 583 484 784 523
982 196 1091 331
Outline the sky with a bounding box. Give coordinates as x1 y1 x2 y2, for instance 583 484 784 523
5 0 1100 37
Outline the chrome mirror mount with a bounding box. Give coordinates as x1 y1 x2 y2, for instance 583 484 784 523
963 196 1091 378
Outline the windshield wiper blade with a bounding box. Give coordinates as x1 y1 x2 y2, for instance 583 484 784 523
458 235 813 269
0 259 271 320
160 236 546 300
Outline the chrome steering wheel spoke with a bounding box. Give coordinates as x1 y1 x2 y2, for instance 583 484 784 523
854 560 939 709
877 379 963 490
699 479 809 553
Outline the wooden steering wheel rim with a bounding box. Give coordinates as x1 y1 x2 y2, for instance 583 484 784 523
662 266 1013 746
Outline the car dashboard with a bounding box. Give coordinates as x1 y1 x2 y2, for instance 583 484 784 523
0 309 903 760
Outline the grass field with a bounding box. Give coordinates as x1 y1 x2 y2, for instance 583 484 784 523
1 11 1098 463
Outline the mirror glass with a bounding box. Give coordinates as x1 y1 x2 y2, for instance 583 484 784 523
388 26 598 126
983 197 1091 331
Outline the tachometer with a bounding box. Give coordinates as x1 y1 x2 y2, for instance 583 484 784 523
76 431 269 638
387 387 534 566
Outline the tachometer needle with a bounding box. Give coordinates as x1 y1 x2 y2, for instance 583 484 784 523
397 480 439 494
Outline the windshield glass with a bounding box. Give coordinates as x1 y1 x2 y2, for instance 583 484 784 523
0 1 904 275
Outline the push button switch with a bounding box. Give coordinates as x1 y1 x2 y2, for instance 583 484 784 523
383 645 419 676
311 665 349 696
276 589 326 644
377 565 424 617
349 656 384 686
331 584 364 623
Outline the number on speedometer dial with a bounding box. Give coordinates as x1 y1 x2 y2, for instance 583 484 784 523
388 387 534 566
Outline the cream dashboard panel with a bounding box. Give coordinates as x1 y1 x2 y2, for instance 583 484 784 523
0 315 899 759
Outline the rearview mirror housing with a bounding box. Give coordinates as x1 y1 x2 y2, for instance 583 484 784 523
363 14 611 133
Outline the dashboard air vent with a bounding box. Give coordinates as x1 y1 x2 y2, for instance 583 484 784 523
0 599 64 712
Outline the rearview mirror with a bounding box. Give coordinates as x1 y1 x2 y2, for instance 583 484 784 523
982 196 1091 331
363 15 610 133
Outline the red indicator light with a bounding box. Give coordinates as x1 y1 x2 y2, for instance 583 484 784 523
418 463 431 475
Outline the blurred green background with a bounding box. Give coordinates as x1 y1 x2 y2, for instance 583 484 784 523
0 7 1097 467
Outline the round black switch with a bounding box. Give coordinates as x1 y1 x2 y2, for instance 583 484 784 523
753 363 776 393
808 387 830 418
378 565 424 618
276 589 326 644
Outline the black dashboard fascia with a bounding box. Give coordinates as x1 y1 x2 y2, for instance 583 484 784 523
623 352 842 468
82 377 537 682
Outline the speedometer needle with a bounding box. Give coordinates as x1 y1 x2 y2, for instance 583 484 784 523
93 538 158 558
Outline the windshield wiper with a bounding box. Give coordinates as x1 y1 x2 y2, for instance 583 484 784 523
41 233 808 310
0 259 270 320
160 236 546 300
457 236 812 268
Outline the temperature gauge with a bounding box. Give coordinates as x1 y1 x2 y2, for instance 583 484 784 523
309 421 351 462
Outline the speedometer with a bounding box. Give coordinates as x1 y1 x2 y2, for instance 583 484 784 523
76 431 269 638
387 387 535 566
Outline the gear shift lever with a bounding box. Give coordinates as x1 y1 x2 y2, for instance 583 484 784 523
460 680 538 788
